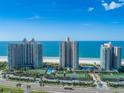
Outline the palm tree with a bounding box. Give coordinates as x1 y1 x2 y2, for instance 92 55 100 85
24 85 31 93
27 85 31 93
39 81 42 86
0 88 3 93
27 85 31 88
57 78 60 85
64 71 66 78
79 80 82 86
39 80 44 87
16 83 21 88
18 83 21 88
39 75 44 87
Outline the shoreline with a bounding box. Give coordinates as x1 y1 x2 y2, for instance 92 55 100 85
0 56 124 64
43 57 100 64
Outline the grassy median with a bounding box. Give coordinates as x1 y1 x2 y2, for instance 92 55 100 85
0 85 48 93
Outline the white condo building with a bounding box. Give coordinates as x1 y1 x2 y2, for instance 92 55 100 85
100 42 121 71
8 38 43 69
60 37 79 70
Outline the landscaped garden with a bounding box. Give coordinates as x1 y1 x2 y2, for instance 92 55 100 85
7 69 47 82
43 70 95 87
57 71 92 80
12 69 47 78
45 70 92 80
98 72 124 87
99 72 124 81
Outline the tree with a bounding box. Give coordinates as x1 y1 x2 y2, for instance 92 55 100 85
27 85 31 93
27 85 31 89
118 66 124 72
0 88 3 93
24 85 31 93
16 83 21 88
40 75 45 86
64 71 66 78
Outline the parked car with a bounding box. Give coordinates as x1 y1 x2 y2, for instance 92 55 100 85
64 85 74 90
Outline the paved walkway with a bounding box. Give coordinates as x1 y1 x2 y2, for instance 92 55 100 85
90 73 108 90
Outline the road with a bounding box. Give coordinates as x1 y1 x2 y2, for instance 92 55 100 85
0 79 124 93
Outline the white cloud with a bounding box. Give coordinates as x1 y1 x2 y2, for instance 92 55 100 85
101 0 105 3
102 1 124 11
88 7 94 12
119 0 124 2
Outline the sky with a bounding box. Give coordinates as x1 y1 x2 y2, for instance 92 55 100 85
0 0 124 41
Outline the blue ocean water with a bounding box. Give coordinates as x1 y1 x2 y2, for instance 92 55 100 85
0 41 124 58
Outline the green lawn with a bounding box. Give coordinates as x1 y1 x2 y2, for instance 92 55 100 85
55 71 91 80
100 73 124 78
57 73 87 78
14 69 47 78
27 69 47 75
0 85 48 93
0 85 23 93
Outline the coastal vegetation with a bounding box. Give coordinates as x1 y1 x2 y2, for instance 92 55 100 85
3 64 124 88
43 70 95 87
43 80 96 87
108 82 124 88
118 66 124 72
8 76 36 82
0 62 7 70
44 62 59 68
6 68 96 87
45 70 92 80
80 63 98 67
8 69 47 78
98 72 124 88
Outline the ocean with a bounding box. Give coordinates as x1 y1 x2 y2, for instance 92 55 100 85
0 41 124 58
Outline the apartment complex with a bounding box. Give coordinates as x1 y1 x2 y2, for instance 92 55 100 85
8 38 42 69
100 42 121 71
60 37 79 70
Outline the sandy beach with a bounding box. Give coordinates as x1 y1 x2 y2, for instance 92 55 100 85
43 57 100 64
0 56 100 64
0 56 8 62
0 56 124 64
